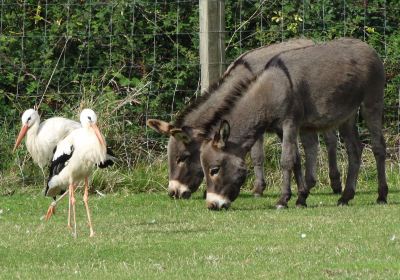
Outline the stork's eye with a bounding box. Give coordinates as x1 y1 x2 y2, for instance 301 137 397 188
210 166 220 176
27 117 31 121
88 116 92 121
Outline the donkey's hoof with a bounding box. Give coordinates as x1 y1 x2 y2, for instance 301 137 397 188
337 199 349 206
330 180 342 195
276 204 288 210
252 182 266 197
295 201 307 208
338 190 355 204
295 193 308 207
376 198 387 205
332 188 342 195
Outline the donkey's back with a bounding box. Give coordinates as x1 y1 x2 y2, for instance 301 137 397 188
266 38 385 130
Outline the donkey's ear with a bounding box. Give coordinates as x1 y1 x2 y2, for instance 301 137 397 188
146 119 175 135
213 120 230 149
170 128 191 144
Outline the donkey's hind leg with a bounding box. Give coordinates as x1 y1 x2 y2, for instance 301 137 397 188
300 131 319 191
250 134 267 197
293 142 308 207
300 130 342 194
337 116 363 205
322 130 343 194
361 104 388 204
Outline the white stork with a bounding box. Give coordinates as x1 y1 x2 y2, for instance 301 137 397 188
13 108 115 222
13 108 81 172
13 109 81 217
46 109 107 237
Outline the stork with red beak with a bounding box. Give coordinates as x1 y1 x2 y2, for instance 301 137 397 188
13 109 82 217
13 108 81 171
46 109 107 237
13 108 115 222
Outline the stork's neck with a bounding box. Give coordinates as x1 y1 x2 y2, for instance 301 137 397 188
26 119 40 139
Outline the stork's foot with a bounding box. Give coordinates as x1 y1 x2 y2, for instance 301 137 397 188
45 202 57 221
89 230 95 238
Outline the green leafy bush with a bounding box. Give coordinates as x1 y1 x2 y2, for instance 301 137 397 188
1 0 399 180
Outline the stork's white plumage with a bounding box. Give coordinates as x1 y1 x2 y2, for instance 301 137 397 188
13 109 81 170
14 109 83 221
46 109 107 237
14 108 115 223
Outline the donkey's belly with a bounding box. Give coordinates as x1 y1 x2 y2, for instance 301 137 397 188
297 70 366 131
301 106 358 131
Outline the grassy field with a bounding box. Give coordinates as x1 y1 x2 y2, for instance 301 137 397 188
1 167 400 280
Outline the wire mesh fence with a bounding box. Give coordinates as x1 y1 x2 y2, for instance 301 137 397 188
1 0 399 174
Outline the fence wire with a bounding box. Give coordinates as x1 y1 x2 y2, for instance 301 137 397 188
0 0 399 172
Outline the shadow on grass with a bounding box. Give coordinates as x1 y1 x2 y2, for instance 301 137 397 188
310 189 400 196
144 227 211 235
140 184 400 211
186 186 400 201
229 200 400 212
226 188 400 211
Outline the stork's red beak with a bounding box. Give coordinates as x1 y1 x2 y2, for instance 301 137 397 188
91 123 106 148
13 124 29 152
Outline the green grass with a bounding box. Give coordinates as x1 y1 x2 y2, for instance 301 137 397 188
1 144 399 279
1 169 400 280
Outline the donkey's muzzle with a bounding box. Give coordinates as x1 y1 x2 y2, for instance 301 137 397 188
207 201 230 211
169 189 192 199
168 180 191 199
206 192 231 210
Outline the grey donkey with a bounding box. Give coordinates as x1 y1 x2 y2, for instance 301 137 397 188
147 39 342 199
200 38 388 210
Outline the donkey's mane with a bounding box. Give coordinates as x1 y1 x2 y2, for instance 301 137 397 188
198 76 255 135
174 77 224 128
174 58 252 128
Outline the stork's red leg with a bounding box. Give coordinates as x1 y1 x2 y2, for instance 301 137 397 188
68 186 72 229
69 184 77 238
83 177 95 237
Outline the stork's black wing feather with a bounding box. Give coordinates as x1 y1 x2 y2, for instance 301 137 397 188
45 145 74 196
97 146 116 168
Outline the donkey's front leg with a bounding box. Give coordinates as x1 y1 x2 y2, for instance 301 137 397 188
250 134 266 197
277 120 300 208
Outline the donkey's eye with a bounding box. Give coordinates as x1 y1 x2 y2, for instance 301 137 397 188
177 155 189 164
210 166 220 176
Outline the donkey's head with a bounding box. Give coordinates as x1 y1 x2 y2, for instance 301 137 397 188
147 119 204 199
200 120 247 210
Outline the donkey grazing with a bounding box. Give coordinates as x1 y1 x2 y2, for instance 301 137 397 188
200 38 388 210
147 39 342 199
